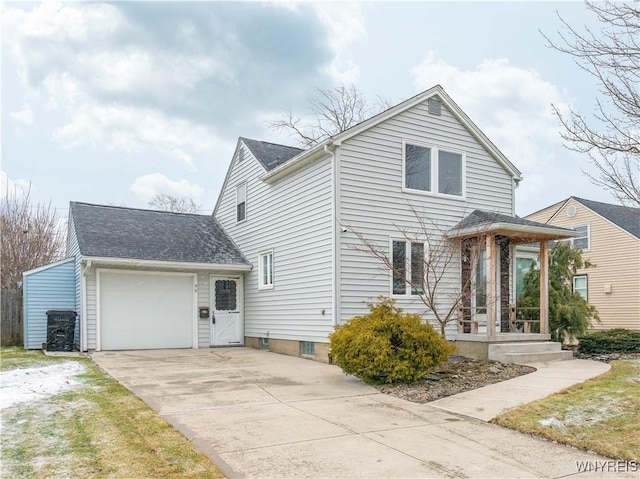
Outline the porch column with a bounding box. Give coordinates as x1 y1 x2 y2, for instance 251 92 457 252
486 234 497 338
539 240 549 334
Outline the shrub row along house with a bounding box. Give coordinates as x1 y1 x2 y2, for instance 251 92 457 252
23 85 578 362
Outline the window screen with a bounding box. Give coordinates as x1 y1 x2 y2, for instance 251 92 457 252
438 150 462 196
392 240 406 295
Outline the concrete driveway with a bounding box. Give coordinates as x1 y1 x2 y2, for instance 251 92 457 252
92 348 625 479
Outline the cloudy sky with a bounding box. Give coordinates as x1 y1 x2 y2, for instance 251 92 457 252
2 1 615 218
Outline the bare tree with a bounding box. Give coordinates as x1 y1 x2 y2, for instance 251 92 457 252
148 193 201 214
350 205 485 336
543 1 640 206
1 186 65 289
269 84 392 148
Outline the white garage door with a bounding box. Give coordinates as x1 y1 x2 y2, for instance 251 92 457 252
99 271 195 350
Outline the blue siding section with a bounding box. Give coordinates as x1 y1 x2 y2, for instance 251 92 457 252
23 258 76 349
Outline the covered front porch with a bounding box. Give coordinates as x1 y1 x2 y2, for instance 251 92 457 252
447 210 577 363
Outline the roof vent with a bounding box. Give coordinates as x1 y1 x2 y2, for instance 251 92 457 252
428 97 442 116
566 205 577 218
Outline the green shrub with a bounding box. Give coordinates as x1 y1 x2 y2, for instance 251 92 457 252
329 297 454 385
577 329 640 354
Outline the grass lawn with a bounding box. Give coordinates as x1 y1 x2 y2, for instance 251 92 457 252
493 359 640 462
1 347 225 479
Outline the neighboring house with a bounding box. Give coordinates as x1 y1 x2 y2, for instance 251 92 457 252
23 85 575 362
524 197 640 332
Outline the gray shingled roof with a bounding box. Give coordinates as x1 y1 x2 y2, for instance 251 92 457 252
447 210 575 239
240 137 304 171
574 197 640 239
70 202 249 265
449 210 561 232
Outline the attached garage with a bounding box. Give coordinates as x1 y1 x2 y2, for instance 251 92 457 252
98 271 196 350
46 202 253 352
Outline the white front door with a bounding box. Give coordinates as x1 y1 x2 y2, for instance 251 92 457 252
210 276 243 346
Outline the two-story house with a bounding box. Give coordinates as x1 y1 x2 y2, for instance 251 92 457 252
23 85 576 362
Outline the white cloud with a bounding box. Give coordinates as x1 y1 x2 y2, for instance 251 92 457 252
52 104 219 169
130 173 204 202
314 3 365 84
9 106 34 125
1 171 31 199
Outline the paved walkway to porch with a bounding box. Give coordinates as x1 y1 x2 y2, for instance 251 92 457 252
91 348 628 479
430 358 610 421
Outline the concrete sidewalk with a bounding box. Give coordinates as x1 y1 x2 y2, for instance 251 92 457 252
92 348 630 479
431 359 611 421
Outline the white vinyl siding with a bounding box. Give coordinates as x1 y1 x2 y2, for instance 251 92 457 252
338 97 514 335
215 142 334 343
66 217 82 348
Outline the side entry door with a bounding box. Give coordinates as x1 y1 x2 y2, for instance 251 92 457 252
210 277 243 346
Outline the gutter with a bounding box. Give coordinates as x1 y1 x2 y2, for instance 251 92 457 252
81 256 253 272
325 143 339 326
81 260 91 352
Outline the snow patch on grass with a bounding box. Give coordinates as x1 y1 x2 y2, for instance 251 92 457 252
538 396 624 428
0 361 86 409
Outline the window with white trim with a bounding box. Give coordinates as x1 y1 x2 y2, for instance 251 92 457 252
569 225 589 250
392 240 425 296
404 142 464 197
236 182 246 222
573 275 588 300
258 250 273 289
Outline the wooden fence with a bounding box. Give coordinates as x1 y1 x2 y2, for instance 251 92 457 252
1 289 23 346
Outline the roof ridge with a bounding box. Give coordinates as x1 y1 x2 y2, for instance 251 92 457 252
239 137 304 151
572 196 640 212
70 201 212 217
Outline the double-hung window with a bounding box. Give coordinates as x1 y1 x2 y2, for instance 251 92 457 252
573 275 588 300
404 142 464 197
570 225 589 250
392 240 425 296
258 250 273 289
236 182 246 223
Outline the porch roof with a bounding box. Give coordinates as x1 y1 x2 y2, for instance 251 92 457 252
447 210 577 243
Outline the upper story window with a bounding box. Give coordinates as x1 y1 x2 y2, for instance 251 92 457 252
258 250 273 289
236 182 246 223
403 142 464 197
392 239 425 296
569 224 589 250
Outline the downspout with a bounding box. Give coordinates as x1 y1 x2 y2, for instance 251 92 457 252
324 143 339 327
81 260 91 352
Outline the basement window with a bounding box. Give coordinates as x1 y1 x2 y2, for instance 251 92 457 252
259 338 269 350
301 341 315 356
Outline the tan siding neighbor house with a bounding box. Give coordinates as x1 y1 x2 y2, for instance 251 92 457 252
525 197 640 332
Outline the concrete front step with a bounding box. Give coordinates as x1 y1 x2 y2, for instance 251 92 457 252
501 350 574 364
488 341 573 364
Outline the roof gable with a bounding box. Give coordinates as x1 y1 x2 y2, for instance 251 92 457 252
261 85 522 183
69 202 249 265
573 197 640 239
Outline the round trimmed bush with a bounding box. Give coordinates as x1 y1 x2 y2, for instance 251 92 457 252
329 297 454 384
